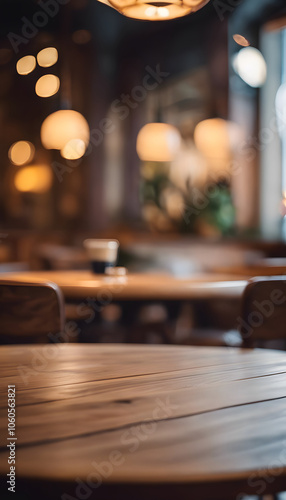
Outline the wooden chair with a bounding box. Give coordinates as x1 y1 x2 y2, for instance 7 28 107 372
240 276 286 348
0 280 65 344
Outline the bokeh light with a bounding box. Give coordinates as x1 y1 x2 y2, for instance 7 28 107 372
233 34 250 47
37 47 58 67
232 47 267 88
136 123 181 162
41 110 90 151
35 74 60 98
16 55 36 75
8 141 35 166
14 165 53 193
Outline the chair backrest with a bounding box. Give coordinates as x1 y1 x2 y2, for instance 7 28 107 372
240 276 286 347
0 280 65 343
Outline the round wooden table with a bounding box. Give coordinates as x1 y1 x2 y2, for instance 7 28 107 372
0 344 286 500
0 270 247 300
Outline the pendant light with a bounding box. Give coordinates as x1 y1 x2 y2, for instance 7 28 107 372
136 92 181 162
97 0 210 21
40 10 90 159
41 110 89 152
137 123 181 162
194 118 244 178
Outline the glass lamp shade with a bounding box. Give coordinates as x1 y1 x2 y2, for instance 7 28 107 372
136 123 181 162
194 118 244 177
99 0 210 21
41 110 90 151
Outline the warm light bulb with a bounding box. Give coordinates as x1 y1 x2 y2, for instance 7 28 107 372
37 47 58 67
158 7 169 18
61 139 86 160
145 6 170 18
35 74 60 98
8 141 35 166
145 6 157 16
16 55 36 75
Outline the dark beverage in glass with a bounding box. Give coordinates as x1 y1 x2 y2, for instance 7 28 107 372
83 239 119 274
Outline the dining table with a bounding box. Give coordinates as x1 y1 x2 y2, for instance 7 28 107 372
0 270 248 301
0 343 286 500
0 270 249 343
212 258 286 277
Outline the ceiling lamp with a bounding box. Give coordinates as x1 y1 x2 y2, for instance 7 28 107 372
97 0 210 21
232 47 267 88
41 110 90 152
37 47 58 67
35 74 60 98
14 164 53 193
194 118 243 177
136 123 181 162
8 141 35 166
16 55 36 75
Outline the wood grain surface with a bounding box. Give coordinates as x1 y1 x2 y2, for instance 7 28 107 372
0 270 248 300
0 344 286 499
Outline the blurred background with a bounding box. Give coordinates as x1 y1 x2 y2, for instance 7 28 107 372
0 0 286 271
